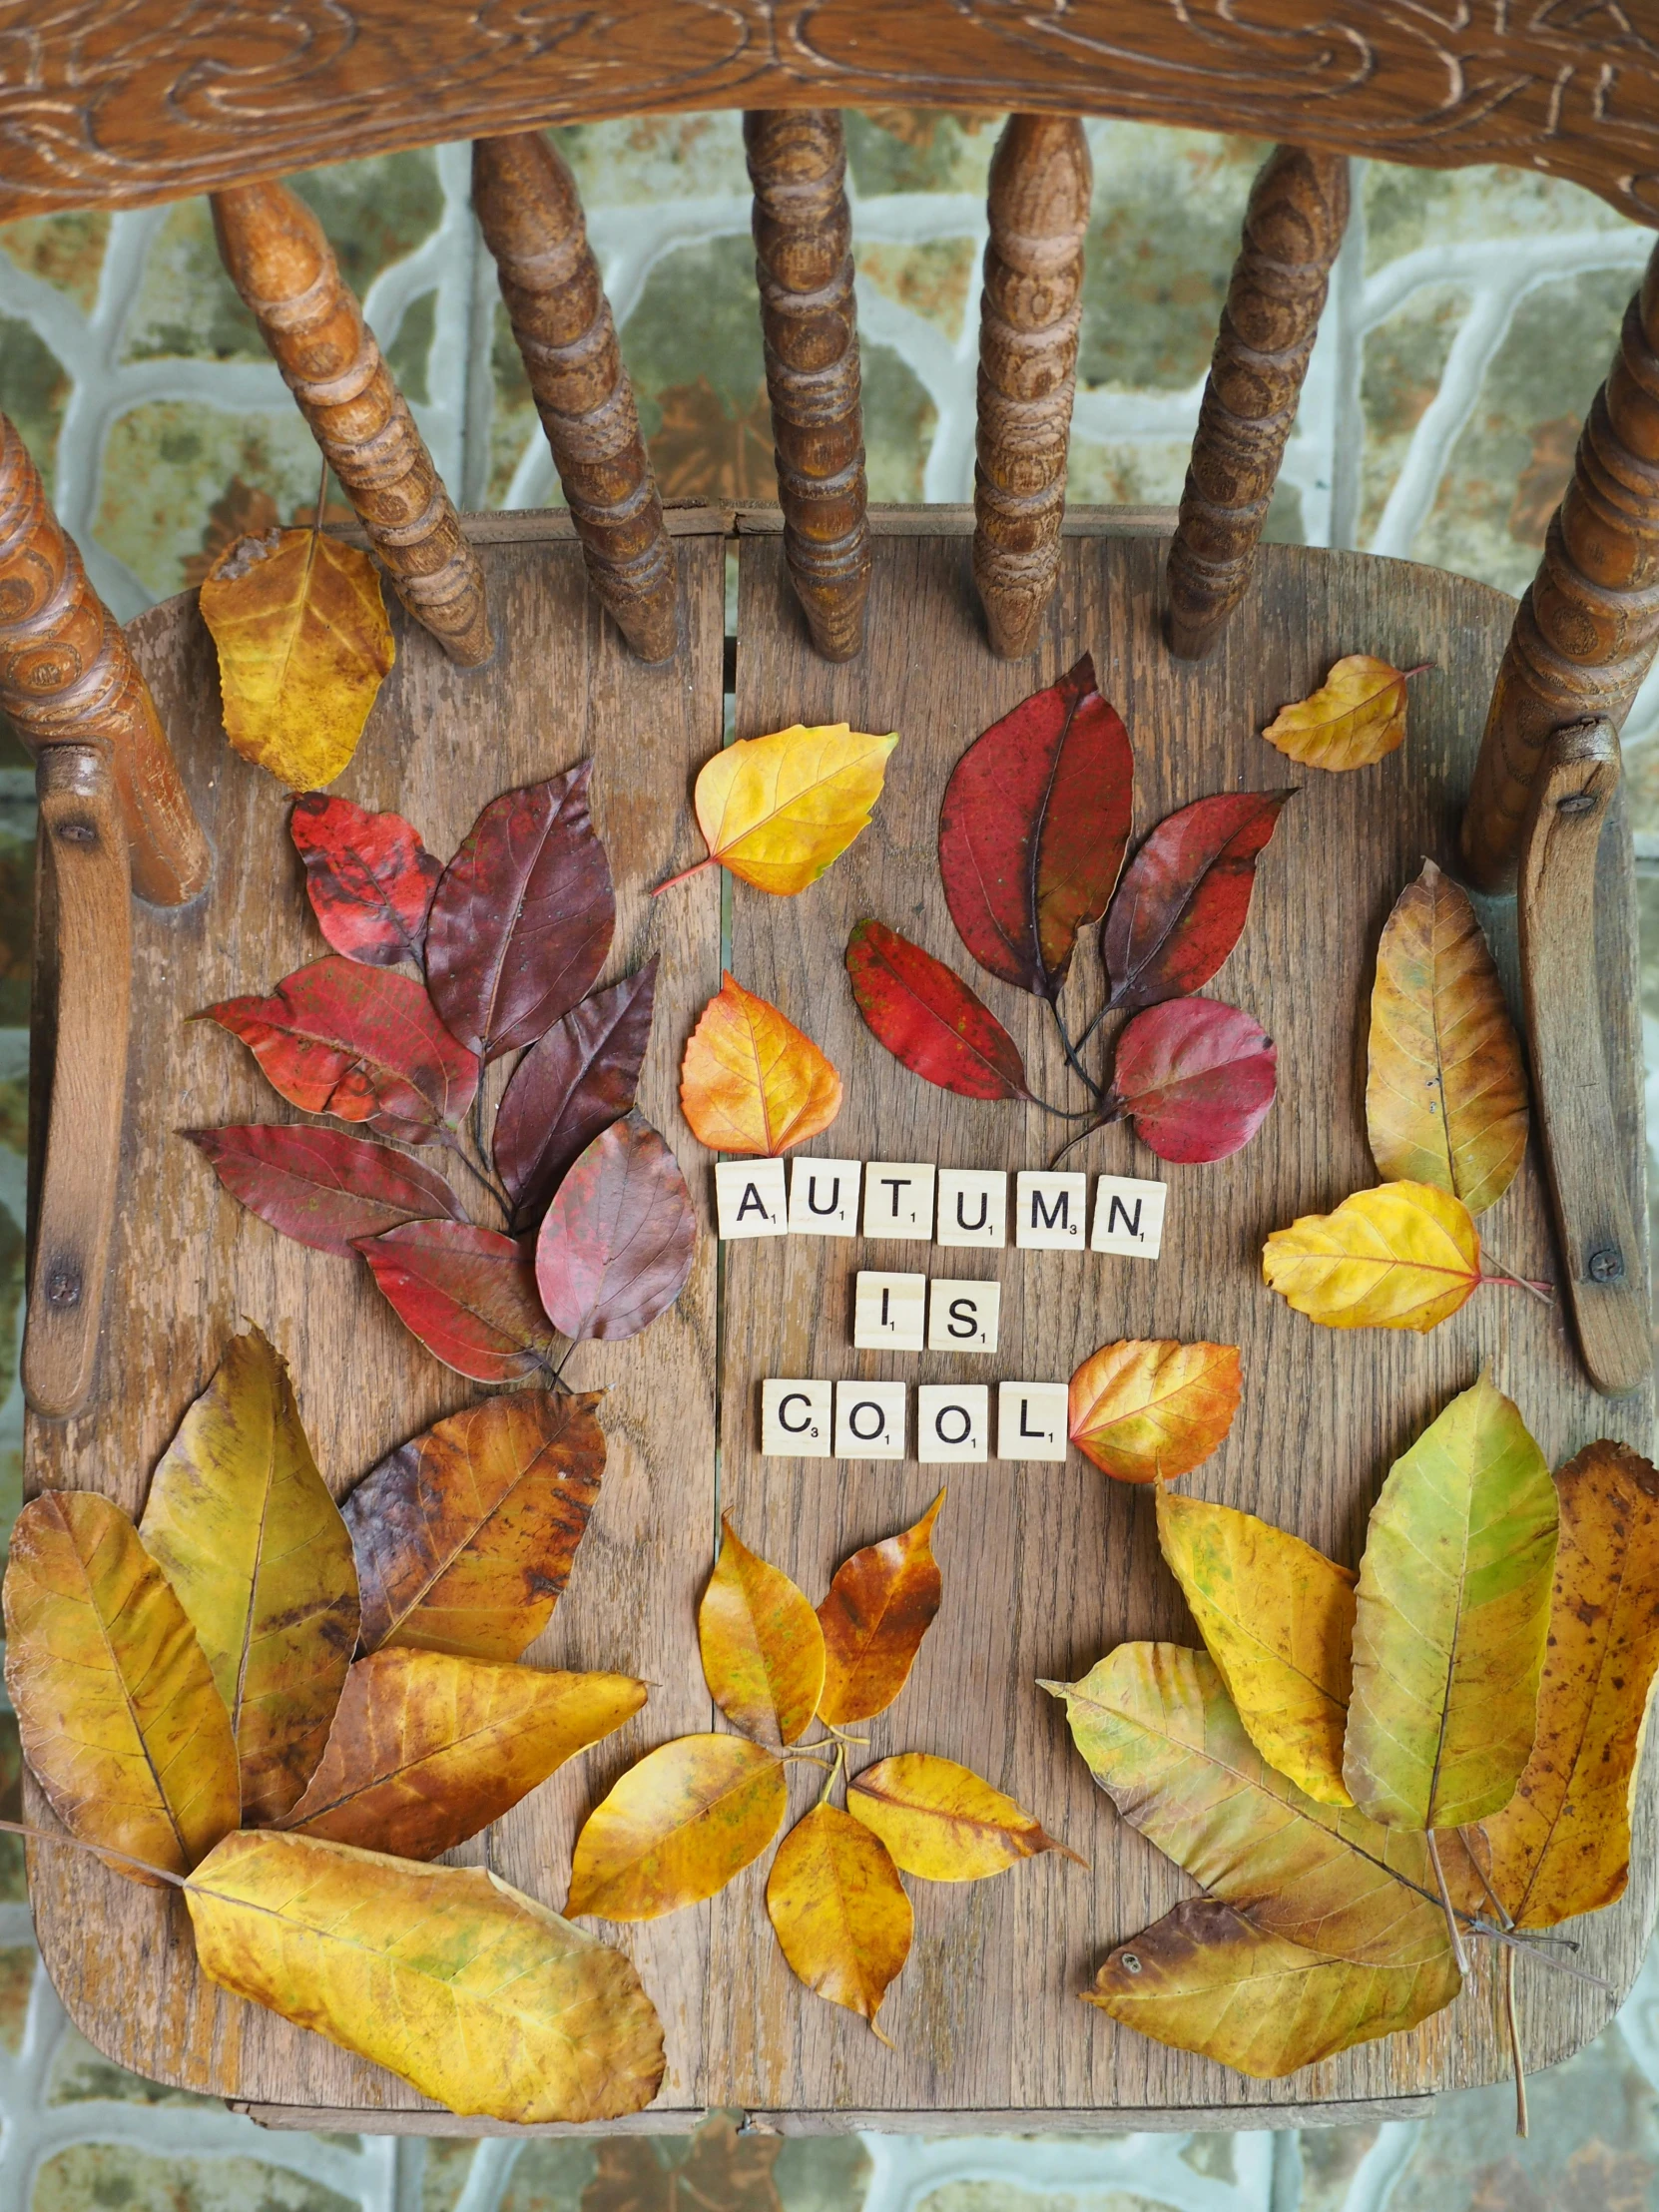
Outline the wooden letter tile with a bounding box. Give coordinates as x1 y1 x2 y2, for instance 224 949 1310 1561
762 1379 832 1457
935 1168 1007 1248
1015 1170 1087 1250
789 1156 861 1236
862 1161 935 1240
717 1158 788 1239
1091 1174 1168 1258
997 1381 1070 1461
917 1382 989 1463
853 1271 926 1351
926 1277 1000 1354
834 1379 907 1459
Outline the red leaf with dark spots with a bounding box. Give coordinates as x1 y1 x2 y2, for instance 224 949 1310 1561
186 1124 465 1255
534 1112 696 1343
425 763 615 1060
290 793 441 967
494 960 658 1232
201 956 479 1145
1101 791 1293 1010
1109 997 1277 1163
844 920 1031 1102
939 653 1133 996
356 1220 560 1382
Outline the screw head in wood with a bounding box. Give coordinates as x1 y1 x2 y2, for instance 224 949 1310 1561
46 1268 81 1307
1587 1245 1625 1284
1556 790 1600 816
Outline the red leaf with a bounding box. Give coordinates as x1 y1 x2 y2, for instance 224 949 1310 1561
1109 997 1277 1163
201 956 480 1145
290 793 441 967
185 1124 465 1255
939 653 1133 996
1101 791 1292 1011
844 920 1031 1102
494 960 658 1231
425 763 615 1060
534 1112 696 1343
355 1221 560 1382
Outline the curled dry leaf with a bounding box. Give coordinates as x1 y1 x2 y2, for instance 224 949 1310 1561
188 1830 665 2123
140 1325 359 1825
766 1804 912 2040
847 1753 1083 1881
699 1516 826 1747
684 722 898 894
281 1648 645 1860
200 527 393 791
680 971 842 1155
938 653 1133 996
3 1490 239 1881
844 921 1031 1103
1367 859 1528 1216
1262 654 1422 772
817 1490 945 1726
289 793 441 967
494 961 658 1230
1108 998 1277 1165
1067 1340 1241 1485
356 1220 559 1383
344 1390 604 1660
566 1734 788 1922
534 1112 696 1343
1101 791 1292 1011
185 1124 465 1257
1262 1179 1481 1334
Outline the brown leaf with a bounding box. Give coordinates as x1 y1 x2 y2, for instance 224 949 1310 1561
817 1491 945 1726
581 2112 784 2212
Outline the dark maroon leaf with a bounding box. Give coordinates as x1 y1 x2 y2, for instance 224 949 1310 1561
424 763 615 1061
844 919 1032 1101
355 1220 560 1382
1101 790 1293 1011
186 1124 465 1256
1108 997 1277 1163
290 793 442 967
939 653 1133 997
494 959 658 1231
534 1112 696 1343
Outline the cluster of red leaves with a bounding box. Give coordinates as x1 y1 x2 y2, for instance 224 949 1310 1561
189 770 696 1381
845 657 1287 1165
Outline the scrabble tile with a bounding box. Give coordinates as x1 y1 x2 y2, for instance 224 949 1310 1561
935 1168 1007 1248
1092 1174 1168 1258
853 1271 926 1352
789 1156 861 1236
997 1381 1070 1461
862 1161 936 1241
834 1379 907 1459
1015 1170 1087 1250
917 1383 989 1463
762 1379 832 1457
926 1277 1000 1354
716 1158 788 1239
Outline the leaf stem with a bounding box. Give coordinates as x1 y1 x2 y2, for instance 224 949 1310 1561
1048 1107 1128 1168
1027 1092 1100 1122
653 854 718 896
1046 994 1103 1103
1504 1944 1529 2139
1425 1830 1471 1975
1479 1244 1556 1306
818 1740 846 1809
1466 1920 1611 1991
0 1815 187 1889
447 1135 511 1221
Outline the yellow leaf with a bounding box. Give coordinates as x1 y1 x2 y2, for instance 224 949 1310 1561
699 1517 826 1746
765 1803 911 2039
2 1490 238 1881
566 1734 788 1921
187 1829 664 2122
847 1752 1083 1880
1367 859 1528 1215
200 526 394 790
679 972 842 1156
1261 1179 1481 1332
1067 1340 1242 1484
1261 654 1423 772
140 1326 359 1825
1154 1489 1356 1806
818 1491 945 1726
689 723 898 894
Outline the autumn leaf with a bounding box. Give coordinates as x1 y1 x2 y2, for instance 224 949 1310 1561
1344 1374 1557 1832
533 1112 696 1342
679 972 842 1155
200 526 393 790
344 1390 604 1659
566 1734 788 1921
843 921 1032 1102
289 793 441 968
1154 1489 1355 1805
494 961 658 1230
1367 859 1528 1216
281 1648 645 1860
185 1124 465 1257
356 1220 560 1382
847 1753 1082 1880
766 1804 911 2039
3 1490 240 1881
187 1830 664 2122
1107 998 1277 1164
1262 1180 1482 1333
817 1491 945 1726
699 1516 826 1747
938 654 1133 996
1067 1340 1241 1485
1263 655 1425 772
1101 791 1292 1011
584 2110 784 2209
669 722 898 895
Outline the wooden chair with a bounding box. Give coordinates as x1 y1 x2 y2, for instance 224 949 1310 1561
4 1 1658 2140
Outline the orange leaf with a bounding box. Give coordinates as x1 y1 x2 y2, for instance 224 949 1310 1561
679 971 841 1156
1261 655 1426 773
1068 1341 1242 1484
817 1491 945 1725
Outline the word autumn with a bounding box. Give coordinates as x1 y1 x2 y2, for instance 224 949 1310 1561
763 1378 1070 1464
716 1159 1167 1257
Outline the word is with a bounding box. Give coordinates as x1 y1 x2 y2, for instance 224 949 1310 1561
762 1379 1071 1464
717 1158 1167 1257
853 1273 998 1354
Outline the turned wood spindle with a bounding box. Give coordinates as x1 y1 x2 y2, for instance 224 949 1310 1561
1166 145 1350 661
744 110 870 663
0 413 208 906
1463 243 1659 889
473 133 678 663
212 180 492 668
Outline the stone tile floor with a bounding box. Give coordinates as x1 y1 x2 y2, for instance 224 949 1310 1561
2 109 1659 2208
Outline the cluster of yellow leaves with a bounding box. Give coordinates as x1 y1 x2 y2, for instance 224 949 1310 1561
668 722 899 895
680 972 842 1155
1261 655 1427 773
